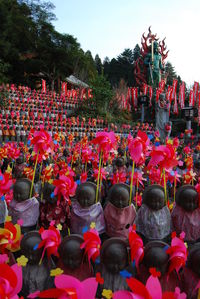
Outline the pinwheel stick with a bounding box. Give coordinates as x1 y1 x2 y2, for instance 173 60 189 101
129 161 135 205
174 177 176 202
135 178 139 209
96 150 102 203
30 152 39 198
163 169 167 204
39 162 43 181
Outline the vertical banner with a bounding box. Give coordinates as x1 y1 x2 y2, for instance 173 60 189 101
41 79 46 93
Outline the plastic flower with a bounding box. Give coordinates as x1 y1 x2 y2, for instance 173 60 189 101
80 228 101 263
17 255 28 267
102 289 113 299
38 226 61 262
50 268 64 277
31 129 54 159
0 263 22 299
23 167 34 181
53 175 77 203
80 172 87 183
0 221 21 253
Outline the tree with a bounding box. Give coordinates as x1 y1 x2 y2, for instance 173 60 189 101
133 44 141 62
89 75 113 116
165 61 177 85
95 54 102 75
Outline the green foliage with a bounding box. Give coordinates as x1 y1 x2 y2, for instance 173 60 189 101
165 61 178 85
89 75 113 116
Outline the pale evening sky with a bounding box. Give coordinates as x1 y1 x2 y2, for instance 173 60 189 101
51 0 200 86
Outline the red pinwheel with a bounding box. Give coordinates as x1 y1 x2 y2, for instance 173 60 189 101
131 171 146 187
0 221 22 253
53 175 77 203
93 168 108 182
0 263 22 299
38 225 61 262
148 144 178 170
5 142 21 160
0 171 13 199
128 225 144 269
112 171 127 185
31 128 54 159
113 273 186 299
80 228 101 263
128 131 150 165
166 232 187 276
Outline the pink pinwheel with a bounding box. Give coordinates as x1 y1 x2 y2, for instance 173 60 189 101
166 232 187 276
91 131 117 153
38 225 61 262
0 171 13 198
80 228 101 263
0 263 22 299
53 175 77 203
128 131 150 165
129 225 144 269
113 271 186 299
82 146 92 164
31 128 54 159
148 144 178 170
28 275 98 299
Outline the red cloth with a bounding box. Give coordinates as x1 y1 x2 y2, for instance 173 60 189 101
39 201 70 230
57 260 93 281
104 202 136 239
180 267 200 299
171 204 200 241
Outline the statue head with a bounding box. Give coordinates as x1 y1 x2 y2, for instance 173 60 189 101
58 235 84 270
76 182 97 208
108 183 130 209
176 185 199 212
144 241 169 276
101 238 128 274
143 185 165 211
13 178 34 202
21 231 43 265
42 182 57 204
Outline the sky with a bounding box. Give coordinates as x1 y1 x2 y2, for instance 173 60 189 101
51 0 200 86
